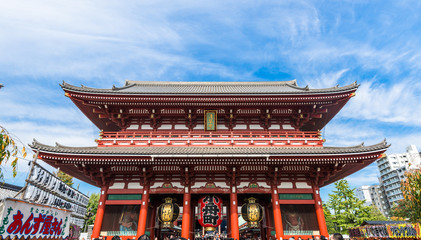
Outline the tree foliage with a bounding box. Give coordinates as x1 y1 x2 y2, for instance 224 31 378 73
84 193 100 231
325 179 379 234
390 202 408 221
55 170 74 187
392 168 421 222
369 205 388 221
0 126 27 180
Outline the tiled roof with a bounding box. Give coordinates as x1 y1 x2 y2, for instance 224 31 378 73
31 139 389 156
61 80 359 95
0 183 23 192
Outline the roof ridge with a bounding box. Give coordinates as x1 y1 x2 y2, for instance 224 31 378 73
31 139 389 152
124 80 298 86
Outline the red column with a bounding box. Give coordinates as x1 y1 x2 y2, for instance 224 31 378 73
181 189 191 239
137 186 150 237
230 189 240 240
92 186 108 239
190 202 195 240
313 186 328 237
227 202 231 238
149 205 157 239
265 205 272 240
271 186 283 240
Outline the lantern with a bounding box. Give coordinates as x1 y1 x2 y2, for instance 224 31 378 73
157 197 180 228
241 197 263 228
198 195 223 231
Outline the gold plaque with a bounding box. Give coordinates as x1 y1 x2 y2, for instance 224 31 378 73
204 110 217 131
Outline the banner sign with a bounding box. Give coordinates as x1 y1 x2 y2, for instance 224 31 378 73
24 184 86 217
27 164 89 207
0 198 71 239
23 163 89 228
349 223 421 239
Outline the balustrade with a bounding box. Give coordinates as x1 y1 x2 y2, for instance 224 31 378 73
96 130 324 147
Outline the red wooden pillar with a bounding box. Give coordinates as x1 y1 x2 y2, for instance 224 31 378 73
181 189 191 239
190 200 195 240
230 189 240 240
149 205 157 239
265 205 272 240
313 186 329 237
271 186 283 240
226 201 231 238
137 185 150 238
92 186 108 239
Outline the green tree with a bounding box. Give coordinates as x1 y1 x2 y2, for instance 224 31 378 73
392 168 421 222
0 126 27 180
55 170 74 187
84 193 100 231
325 179 372 234
368 205 388 221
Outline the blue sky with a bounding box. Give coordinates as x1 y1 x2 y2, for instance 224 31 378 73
1 0 421 201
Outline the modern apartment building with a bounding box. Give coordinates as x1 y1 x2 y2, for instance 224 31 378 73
376 145 421 214
356 185 388 216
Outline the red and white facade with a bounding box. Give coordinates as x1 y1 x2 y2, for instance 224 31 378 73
31 80 388 240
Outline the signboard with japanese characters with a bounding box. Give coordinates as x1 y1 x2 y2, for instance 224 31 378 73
349 223 421 239
22 163 89 228
0 198 71 239
26 163 89 207
198 195 222 231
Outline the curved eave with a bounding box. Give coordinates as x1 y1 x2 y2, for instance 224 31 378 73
62 81 358 131
31 140 388 187
31 139 389 156
60 81 359 96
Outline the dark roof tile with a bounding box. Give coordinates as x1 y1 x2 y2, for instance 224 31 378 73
31 139 389 156
61 80 359 95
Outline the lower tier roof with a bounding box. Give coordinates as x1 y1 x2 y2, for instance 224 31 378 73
30 140 389 187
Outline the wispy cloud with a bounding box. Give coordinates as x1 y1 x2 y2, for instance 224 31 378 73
1 0 421 196
342 80 421 126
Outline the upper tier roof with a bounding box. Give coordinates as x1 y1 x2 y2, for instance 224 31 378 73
61 80 359 95
61 80 359 131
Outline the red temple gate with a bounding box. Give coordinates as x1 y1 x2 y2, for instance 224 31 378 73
31 80 388 240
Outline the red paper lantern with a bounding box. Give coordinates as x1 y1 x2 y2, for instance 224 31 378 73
198 195 223 231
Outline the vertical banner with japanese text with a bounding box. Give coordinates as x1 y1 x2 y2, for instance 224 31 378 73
204 110 217 131
0 198 71 239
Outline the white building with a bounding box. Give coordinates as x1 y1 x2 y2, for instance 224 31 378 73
356 185 388 216
356 185 372 206
376 144 421 214
0 183 23 199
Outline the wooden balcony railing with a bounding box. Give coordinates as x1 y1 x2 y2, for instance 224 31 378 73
97 130 324 147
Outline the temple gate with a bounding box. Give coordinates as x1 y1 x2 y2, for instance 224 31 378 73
31 80 388 240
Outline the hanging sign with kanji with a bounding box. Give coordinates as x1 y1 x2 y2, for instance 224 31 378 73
0 198 71 239
198 195 223 231
204 110 217 131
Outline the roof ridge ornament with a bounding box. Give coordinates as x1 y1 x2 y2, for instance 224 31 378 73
382 138 388 146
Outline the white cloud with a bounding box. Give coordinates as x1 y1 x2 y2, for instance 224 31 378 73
0 0 325 80
342 80 421 126
322 121 384 147
307 68 349 88
2 121 95 149
345 164 380 187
